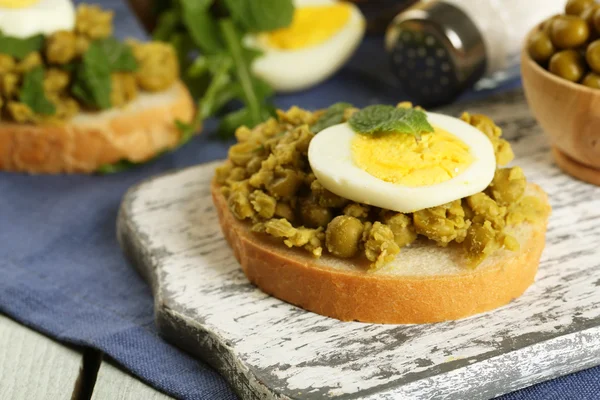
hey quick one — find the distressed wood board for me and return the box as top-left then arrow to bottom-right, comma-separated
117,90 -> 600,400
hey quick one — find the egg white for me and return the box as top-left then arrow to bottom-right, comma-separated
308,112 -> 497,213
0,0 -> 75,39
245,0 -> 365,93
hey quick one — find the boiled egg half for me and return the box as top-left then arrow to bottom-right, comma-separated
245,0 -> 365,93
0,0 -> 75,39
308,113 -> 496,213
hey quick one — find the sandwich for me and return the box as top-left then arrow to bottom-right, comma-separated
212,102 -> 551,324
0,1 -> 195,174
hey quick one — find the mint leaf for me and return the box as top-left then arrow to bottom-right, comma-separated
72,41 -> 112,110
20,66 -> 56,115
61,62 -> 77,73
153,1 -> 281,141
0,33 -> 44,59
223,0 -> 294,32
97,160 -> 139,174
187,56 -> 209,78
170,32 -> 197,77
218,107 -> 252,138
153,9 -> 180,41
180,0 -> 222,54
198,59 -> 231,119
311,102 -> 353,133
250,75 -> 273,100
348,105 -> 434,138
72,38 -> 138,109
97,38 -> 138,71
220,19 -> 262,126
177,57 -> 234,146
242,46 -> 263,64
175,120 -> 197,146
71,83 -> 94,108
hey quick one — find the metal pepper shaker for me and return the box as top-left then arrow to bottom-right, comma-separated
385,0 -> 564,107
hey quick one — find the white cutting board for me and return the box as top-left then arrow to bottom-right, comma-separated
117,90 -> 600,400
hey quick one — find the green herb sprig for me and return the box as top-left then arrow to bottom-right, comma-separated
97,38 -> 138,71
311,102 -> 353,133
72,41 -> 113,110
72,39 -> 138,110
152,0 -> 294,138
0,32 -> 44,60
97,160 -> 141,174
20,66 -> 56,115
348,105 -> 434,139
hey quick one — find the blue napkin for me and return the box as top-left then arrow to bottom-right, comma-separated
0,1 -> 598,399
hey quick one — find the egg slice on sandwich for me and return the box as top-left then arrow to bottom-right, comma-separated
0,0 -> 75,38
308,112 -> 496,213
245,0 -> 365,93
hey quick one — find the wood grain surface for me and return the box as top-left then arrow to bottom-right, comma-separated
91,361 -> 173,400
0,314 -> 175,400
118,90 -> 600,400
0,314 -> 84,400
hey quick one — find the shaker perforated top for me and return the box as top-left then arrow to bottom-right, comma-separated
385,1 -> 486,107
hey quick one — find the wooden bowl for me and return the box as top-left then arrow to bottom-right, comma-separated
521,28 -> 600,185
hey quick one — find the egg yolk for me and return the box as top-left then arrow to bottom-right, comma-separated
264,4 -> 351,50
0,0 -> 38,7
351,127 -> 474,187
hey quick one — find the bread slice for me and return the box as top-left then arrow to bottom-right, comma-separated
213,182 -> 551,324
0,81 -> 196,174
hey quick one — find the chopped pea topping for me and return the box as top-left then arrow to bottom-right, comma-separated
217,105 -> 547,269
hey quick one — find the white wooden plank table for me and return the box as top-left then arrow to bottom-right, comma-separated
0,314 -> 84,400
91,361 -> 173,400
0,314 -> 173,400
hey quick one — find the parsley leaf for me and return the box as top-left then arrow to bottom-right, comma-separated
223,0 -> 294,32
348,105 -> 434,138
72,41 -> 112,110
20,66 -> 56,115
0,32 -> 44,60
311,102 -> 353,133
97,38 -> 138,71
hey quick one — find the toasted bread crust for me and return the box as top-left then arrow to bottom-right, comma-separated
212,181 -> 551,324
0,81 -> 196,174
